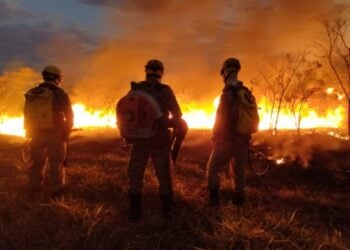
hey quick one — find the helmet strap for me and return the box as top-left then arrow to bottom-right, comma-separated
223,69 -> 238,82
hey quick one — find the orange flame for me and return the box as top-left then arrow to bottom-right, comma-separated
258,98 -> 344,130
0,97 -> 346,137
0,115 -> 25,137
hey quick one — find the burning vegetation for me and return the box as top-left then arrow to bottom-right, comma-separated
0,64 -> 346,138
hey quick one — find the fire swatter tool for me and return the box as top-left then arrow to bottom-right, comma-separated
229,149 -> 271,177
247,149 -> 272,176
171,119 -> 188,164
21,138 -> 32,165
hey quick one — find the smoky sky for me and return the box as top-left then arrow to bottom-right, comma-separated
70,0 -> 349,103
1,0 -> 349,106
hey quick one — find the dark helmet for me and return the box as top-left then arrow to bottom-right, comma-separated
145,59 -> 164,77
220,58 -> 241,75
42,65 -> 62,81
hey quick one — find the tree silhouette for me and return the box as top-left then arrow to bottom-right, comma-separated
318,16 -> 350,137
285,60 -> 323,137
253,53 -> 305,136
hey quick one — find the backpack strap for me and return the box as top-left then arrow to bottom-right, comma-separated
237,86 -> 257,107
130,81 -> 167,91
130,81 -> 168,113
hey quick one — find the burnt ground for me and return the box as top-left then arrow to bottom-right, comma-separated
0,129 -> 349,249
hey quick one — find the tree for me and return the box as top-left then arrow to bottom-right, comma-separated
284,60 -> 323,137
251,68 -> 278,132
253,53 -> 305,135
319,16 -> 350,137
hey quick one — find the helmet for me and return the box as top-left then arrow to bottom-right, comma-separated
221,58 -> 241,75
145,59 -> 164,71
42,65 -> 61,76
42,65 -> 62,81
145,59 -> 164,77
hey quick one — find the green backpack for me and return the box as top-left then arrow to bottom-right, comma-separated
24,87 -> 55,130
236,87 -> 260,134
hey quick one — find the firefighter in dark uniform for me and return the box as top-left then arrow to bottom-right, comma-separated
127,59 -> 183,221
207,58 -> 250,206
24,65 -> 73,197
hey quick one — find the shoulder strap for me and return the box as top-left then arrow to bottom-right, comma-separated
26,85 -> 49,97
131,81 -> 168,91
130,82 -> 167,104
237,86 -> 257,107
239,86 -> 251,93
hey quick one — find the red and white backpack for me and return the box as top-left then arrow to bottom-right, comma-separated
116,90 -> 163,139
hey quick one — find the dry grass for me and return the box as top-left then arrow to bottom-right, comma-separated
0,130 -> 349,249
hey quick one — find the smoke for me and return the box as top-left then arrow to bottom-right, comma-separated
254,130 -> 345,167
1,0 -> 349,110
0,67 -> 40,116
64,0 -> 349,108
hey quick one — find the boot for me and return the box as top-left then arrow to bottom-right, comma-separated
160,193 -> 173,218
128,192 -> 142,222
208,189 -> 219,207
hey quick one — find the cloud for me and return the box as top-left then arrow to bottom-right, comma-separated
0,22 -> 98,72
78,0 -> 205,13
78,0 -> 116,8
0,1 -> 34,20
0,24 -> 48,69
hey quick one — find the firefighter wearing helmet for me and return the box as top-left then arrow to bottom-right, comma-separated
145,59 -> 164,78
24,65 -> 73,198
42,65 -> 63,82
124,59 -> 186,221
206,57 -> 255,207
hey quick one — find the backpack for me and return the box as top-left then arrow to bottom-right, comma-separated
116,86 -> 163,139
24,86 -> 55,130
235,87 -> 259,134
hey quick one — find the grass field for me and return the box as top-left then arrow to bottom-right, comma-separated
0,129 -> 349,249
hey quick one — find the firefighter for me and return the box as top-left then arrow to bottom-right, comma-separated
126,59 -> 183,221
24,65 -> 73,197
207,58 -> 251,206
